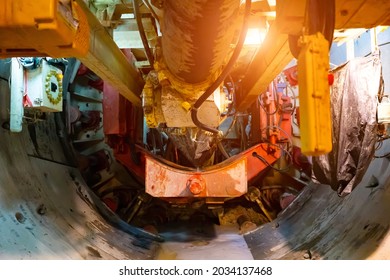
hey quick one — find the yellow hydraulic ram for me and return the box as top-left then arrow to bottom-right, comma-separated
297,32 -> 332,156
0,0 -> 142,106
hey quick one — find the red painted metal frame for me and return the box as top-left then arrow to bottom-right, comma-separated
145,143 -> 280,198
259,89 -> 292,142
103,81 -> 146,182
103,84 -> 283,199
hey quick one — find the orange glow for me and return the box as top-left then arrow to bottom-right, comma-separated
244,28 -> 266,45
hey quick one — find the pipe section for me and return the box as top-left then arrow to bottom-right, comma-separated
161,0 -> 241,84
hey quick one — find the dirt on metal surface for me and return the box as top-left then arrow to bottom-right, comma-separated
245,148 -> 390,259
0,78 -> 159,259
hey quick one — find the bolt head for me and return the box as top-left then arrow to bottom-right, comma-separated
187,175 -> 206,195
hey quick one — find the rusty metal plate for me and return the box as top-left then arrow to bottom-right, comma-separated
146,156 -> 247,198
146,143 -> 280,198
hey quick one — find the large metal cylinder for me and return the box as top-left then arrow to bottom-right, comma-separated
2,60 -> 390,260
161,0 -> 241,85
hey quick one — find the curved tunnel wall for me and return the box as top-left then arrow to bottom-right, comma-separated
245,28 -> 390,260
0,29 -> 389,260
245,158 -> 390,259
0,71 -> 159,259
1,107 -> 390,260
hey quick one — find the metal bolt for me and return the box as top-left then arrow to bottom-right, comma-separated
237,215 -> 257,234
189,180 -> 203,195
187,175 -> 206,195
245,186 -> 273,222
245,186 -> 261,202
37,204 -> 47,215
15,212 -> 26,223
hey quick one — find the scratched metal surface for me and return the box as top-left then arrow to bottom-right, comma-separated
245,145 -> 390,259
0,79 -> 160,260
2,60 -> 390,260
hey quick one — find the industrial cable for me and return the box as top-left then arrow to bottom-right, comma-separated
258,80 -> 280,115
218,77 -> 238,139
222,115 -> 237,138
374,151 -> 390,159
374,137 -> 390,158
375,136 -> 386,151
375,141 -> 383,150
260,192 -> 273,210
378,41 -> 390,48
252,142 -> 293,173
217,111 -> 240,160
287,84 -> 297,116
217,141 -> 230,159
252,151 -> 291,172
191,0 -> 251,135
133,0 -> 155,67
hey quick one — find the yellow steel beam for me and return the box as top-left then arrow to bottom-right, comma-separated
236,0 -> 307,111
75,0 -> 143,106
0,0 -> 87,57
237,0 -> 390,112
336,0 -> 390,29
0,0 -> 142,106
237,24 -> 293,111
